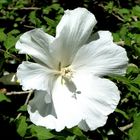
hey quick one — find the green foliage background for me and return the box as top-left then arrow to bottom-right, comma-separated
0,0 -> 140,139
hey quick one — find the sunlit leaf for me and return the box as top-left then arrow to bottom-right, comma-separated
129,114 -> 140,140
29,125 -> 55,139
0,93 -> 11,102
18,105 -> 27,112
0,28 -> 7,42
66,136 -> 76,140
16,116 -> 28,137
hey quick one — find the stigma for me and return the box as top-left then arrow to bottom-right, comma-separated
58,62 -> 73,83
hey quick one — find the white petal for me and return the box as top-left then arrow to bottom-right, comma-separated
28,87 -> 82,131
52,76 -> 82,129
78,120 -> 90,132
28,90 -> 65,131
28,77 -> 83,131
27,72 -> 120,131
72,73 -> 120,131
16,28 -> 56,68
16,61 -> 56,91
51,8 -> 97,67
28,109 -> 64,131
72,31 -> 128,76
29,90 -> 55,117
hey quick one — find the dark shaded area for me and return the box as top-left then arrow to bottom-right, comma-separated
0,102 -> 21,140
83,113 -> 126,140
59,0 -> 84,9
0,94 -> 27,140
58,0 -> 138,9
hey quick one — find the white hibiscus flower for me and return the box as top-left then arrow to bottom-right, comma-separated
16,8 -> 128,132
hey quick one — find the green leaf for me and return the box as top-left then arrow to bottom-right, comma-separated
72,127 -> 85,137
29,11 -> 41,26
104,1 -> 114,13
112,33 -> 120,42
119,26 -> 128,38
128,84 -> 140,94
0,93 -> 11,102
18,105 -> 27,112
119,8 -> 130,14
44,17 -> 56,27
8,29 -> 20,35
132,6 -> 140,17
0,28 -> 7,42
129,114 -> 140,140
16,116 -> 28,137
4,35 -> 18,50
29,125 -> 55,140
66,136 -> 76,140
0,73 -> 18,85
132,74 -> 140,85
0,0 -> 9,4
132,21 -> 140,29
115,108 -> 129,120
126,64 -> 139,75
110,75 -> 140,94
110,75 -> 130,85
51,3 -> 61,10
134,34 -> 140,44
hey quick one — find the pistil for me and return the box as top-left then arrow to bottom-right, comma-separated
58,62 -> 73,84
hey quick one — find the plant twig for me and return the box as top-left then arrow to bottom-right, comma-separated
6,90 -> 32,95
16,90 -> 33,119
119,123 -> 133,131
8,7 -> 41,10
115,41 -> 125,46
112,12 -> 124,22
98,4 -> 124,22
23,25 -> 35,29
0,48 -> 21,62
24,90 -> 33,105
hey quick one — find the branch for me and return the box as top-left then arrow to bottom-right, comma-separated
98,4 -> 124,22
24,90 -> 33,105
112,12 -> 124,22
0,48 -> 21,62
16,90 -> 33,119
23,25 -> 35,29
119,123 -> 133,131
7,7 -> 41,10
6,90 -> 33,95
115,41 -> 125,46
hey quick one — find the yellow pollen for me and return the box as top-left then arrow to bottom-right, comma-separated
58,62 -> 73,84
61,68 -> 71,77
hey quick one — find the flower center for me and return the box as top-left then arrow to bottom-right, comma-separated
58,62 -> 73,84
61,67 -> 73,79
57,62 -> 81,99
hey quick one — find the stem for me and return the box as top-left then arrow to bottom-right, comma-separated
7,7 -> 41,10
115,41 -> 125,46
6,90 -> 33,95
119,123 -> 133,131
0,48 -> 21,62
15,90 -> 33,119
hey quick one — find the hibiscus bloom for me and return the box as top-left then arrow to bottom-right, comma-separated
16,8 -> 128,131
